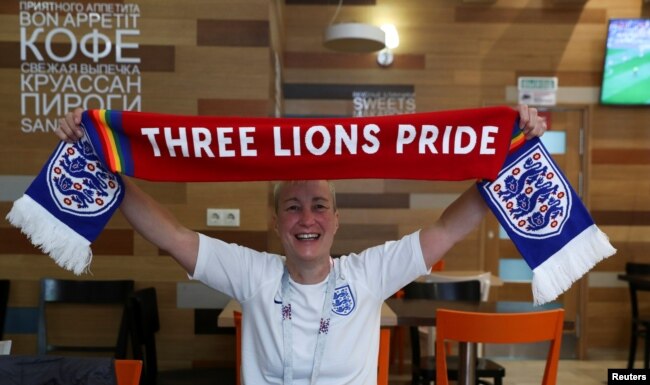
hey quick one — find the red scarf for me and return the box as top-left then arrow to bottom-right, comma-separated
82,106 -> 519,182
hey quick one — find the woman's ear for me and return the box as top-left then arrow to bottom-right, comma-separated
272,213 -> 280,236
334,210 -> 339,233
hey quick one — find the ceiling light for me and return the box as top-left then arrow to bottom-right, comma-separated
323,22 -> 386,52
377,24 -> 399,67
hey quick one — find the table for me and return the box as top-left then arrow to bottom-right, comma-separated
618,274 -> 650,287
385,298 -> 568,385
418,271 -> 503,287
384,298 -> 567,326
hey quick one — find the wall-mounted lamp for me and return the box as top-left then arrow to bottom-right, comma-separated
377,24 -> 399,67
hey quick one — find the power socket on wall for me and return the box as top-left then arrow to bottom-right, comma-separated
206,208 -> 240,227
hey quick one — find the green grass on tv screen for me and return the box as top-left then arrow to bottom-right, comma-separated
600,19 -> 650,106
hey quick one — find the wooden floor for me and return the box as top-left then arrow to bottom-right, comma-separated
388,357 -> 635,385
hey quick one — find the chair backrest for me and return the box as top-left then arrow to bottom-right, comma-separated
0,340 -> 11,355
625,262 -> 650,319
127,287 -> 160,385
395,260 -> 445,300
435,308 -> 564,385
115,359 -> 143,385
403,280 -> 481,302
38,278 -> 134,356
425,272 -> 492,301
626,262 -> 650,275
0,280 -> 9,341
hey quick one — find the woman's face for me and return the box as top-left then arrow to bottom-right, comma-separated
273,180 -> 339,265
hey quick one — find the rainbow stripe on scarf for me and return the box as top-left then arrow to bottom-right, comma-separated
85,109 -> 134,175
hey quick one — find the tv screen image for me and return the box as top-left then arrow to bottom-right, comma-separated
600,19 -> 650,106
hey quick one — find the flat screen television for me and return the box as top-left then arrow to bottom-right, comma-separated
600,18 -> 650,106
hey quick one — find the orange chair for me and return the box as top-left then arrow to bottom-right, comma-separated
377,327 -> 391,385
435,309 -> 565,385
233,311 -> 391,385
115,359 -> 143,385
432,260 -> 446,272
405,280 -> 503,385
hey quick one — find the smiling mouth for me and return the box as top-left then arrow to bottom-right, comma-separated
296,233 -> 320,240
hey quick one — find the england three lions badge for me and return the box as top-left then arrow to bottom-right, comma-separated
47,139 -> 122,216
332,285 -> 355,316
482,142 -> 571,239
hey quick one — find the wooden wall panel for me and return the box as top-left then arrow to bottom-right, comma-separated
198,99 -> 270,116
593,149 -> 650,164
197,20 -> 270,47
454,6 -> 607,24
284,51 -> 425,69
137,1 -> 269,20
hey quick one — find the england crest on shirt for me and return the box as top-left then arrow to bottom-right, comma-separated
332,285 -> 355,316
481,142 -> 571,239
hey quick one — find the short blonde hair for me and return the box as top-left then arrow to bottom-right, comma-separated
273,180 -> 337,214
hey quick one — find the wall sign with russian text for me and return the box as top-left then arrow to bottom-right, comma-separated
19,1 -> 142,133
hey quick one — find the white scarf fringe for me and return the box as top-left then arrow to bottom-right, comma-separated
532,225 -> 616,305
5,194 -> 92,275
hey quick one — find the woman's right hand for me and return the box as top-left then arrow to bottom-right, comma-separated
56,107 -> 85,143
